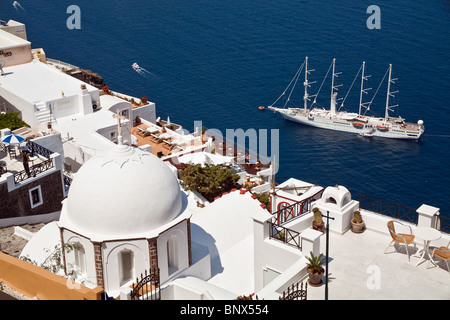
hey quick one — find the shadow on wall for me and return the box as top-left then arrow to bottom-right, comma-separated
190,223 -> 223,277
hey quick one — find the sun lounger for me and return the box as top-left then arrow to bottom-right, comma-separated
137,127 -> 151,137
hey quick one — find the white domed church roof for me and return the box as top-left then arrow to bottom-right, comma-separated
59,145 -> 187,239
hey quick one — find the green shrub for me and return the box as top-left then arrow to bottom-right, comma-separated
0,112 -> 29,131
179,164 -> 241,202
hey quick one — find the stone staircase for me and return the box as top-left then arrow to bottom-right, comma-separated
34,101 -> 56,126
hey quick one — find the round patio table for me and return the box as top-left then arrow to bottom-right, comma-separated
414,227 -> 441,267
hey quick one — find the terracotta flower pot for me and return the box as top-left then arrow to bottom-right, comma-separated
307,267 -> 324,286
312,220 -> 325,233
351,219 -> 365,233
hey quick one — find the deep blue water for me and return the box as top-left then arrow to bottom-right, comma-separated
2,1 -> 449,216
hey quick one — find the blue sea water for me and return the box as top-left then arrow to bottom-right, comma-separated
1,1 -> 449,216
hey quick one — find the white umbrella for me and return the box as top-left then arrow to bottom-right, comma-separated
178,151 -> 234,166
1,133 -> 26,145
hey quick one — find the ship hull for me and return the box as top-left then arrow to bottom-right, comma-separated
270,107 -> 424,140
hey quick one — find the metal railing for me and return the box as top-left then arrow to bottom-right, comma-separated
279,281 -> 307,300
269,221 -> 302,250
358,194 -> 418,225
436,215 -> 450,234
272,189 -> 323,225
130,268 -> 160,300
26,140 -> 52,159
13,159 -> 54,183
46,58 -> 80,71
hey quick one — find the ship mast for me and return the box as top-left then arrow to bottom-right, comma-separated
330,58 -> 336,108
303,56 -> 315,111
304,57 -> 309,111
358,61 -> 372,116
330,58 -> 343,115
384,64 -> 399,119
359,62 -> 365,116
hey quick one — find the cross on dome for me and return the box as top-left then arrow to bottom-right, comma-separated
112,108 -> 126,145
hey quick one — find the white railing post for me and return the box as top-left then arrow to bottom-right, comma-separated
416,204 -> 440,228
300,228 -> 322,257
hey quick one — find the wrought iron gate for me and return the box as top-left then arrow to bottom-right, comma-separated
279,281 -> 307,300
130,268 -> 161,300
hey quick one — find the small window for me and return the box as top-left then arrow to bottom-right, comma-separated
121,109 -> 128,119
29,186 -> 43,208
110,131 -> 116,139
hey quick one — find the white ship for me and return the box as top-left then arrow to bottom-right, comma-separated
268,57 -> 424,139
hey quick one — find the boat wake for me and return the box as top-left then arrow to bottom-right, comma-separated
12,1 -> 25,11
132,62 -> 156,78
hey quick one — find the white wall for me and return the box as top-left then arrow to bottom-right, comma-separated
132,102 -> 156,124
103,239 -> 150,294
31,132 -> 64,160
52,96 -> 79,119
157,220 -> 190,284
62,230 -> 97,286
252,214 -> 304,292
0,86 -> 39,128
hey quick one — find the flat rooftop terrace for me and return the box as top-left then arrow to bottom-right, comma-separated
306,228 -> 450,300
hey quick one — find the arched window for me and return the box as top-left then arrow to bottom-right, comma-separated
326,197 -> 337,205
277,202 -> 293,224
73,242 -> 86,275
119,249 -> 135,286
167,235 -> 179,275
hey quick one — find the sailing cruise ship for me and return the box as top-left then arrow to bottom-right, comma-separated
268,57 -> 424,139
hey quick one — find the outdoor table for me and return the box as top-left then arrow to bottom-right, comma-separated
414,227 -> 442,267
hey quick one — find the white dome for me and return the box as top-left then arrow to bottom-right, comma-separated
62,145 -> 184,237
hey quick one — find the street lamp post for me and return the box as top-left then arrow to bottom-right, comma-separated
322,210 -> 334,300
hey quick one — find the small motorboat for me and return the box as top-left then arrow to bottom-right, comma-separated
132,62 -> 141,71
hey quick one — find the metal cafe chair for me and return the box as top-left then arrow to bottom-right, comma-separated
7,145 -> 17,159
385,220 -> 417,261
428,241 -> 450,274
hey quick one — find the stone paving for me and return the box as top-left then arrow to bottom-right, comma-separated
306,228 -> 450,300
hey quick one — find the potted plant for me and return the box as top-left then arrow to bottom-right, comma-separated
312,207 -> 325,232
351,210 -> 365,233
306,251 -> 326,286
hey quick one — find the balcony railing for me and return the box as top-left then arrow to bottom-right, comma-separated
272,189 -> 323,225
436,215 -> 450,234
13,159 -> 54,184
358,194 -> 418,225
269,221 -> 302,250
26,140 -> 52,159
